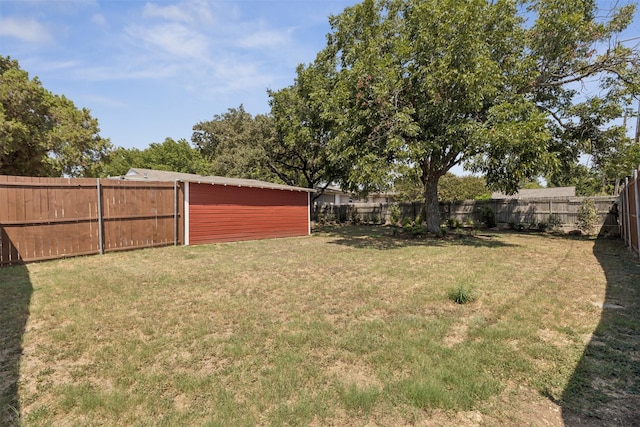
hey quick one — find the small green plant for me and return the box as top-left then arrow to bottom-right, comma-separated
389,204 -> 402,225
350,209 -> 360,225
448,284 -> 476,304
446,217 -> 462,229
402,216 -> 427,236
547,213 -> 562,231
514,222 -> 526,231
577,199 -> 600,235
475,205 -> 496,228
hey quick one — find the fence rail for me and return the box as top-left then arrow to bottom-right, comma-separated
0,175 -> 184,266
314,196 -> 619,235
619,167 -> 640,256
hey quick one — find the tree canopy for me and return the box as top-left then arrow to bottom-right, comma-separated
298,0 -> 639,232
268,63 -> 344,196
0,56 -> 111,177
100,137 -> 209,177
191,105 -> 278,182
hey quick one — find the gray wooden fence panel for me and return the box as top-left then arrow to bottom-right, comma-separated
313,196 -> 618,234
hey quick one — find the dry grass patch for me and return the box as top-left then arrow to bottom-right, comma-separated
1,226 -> 638,426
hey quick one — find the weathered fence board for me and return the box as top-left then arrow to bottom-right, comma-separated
620,169 -> 640,256
0,176 -> 184,266
314,196 -> 618,234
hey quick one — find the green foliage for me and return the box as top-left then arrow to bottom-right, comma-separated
268,65 -> 343,195
522,179 -> 543,190
395,171 -> 491,203
577,199 -> 600,235
0,56 -> 112,177
448,284 -> 476,305
446,217 -> 463,230
392,165 -> 424,203
403,215 -> 427,236
292,0 -> 638,233
475,205 -> 497,229
547,214 -> 563,231
546,163 -> 602,196
101,138 -> 209,177
350,208 -> 361,225
388,204 -> 402,225
192,105 -> 278,182
438,173 -> 491,202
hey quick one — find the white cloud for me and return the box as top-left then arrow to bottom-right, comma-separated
91,13 -> 108,28
70,61 -> 183,81
143,3 -> 193,23
0,17 -> 53,43
126,22 -> 210,59
142,0 -> 215,25
237,29 -> 292,49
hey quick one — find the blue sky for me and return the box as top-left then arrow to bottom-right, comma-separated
0,0 -> 358,150
1,0 -> 639,156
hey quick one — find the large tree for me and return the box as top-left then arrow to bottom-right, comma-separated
268,63 -> 344,198
306,0 -> 639,232
191,105 -> 277,182
0,56 -> 111,177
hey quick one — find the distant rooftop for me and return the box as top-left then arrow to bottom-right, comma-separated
116,168 -> 313,192
492,186 -> 576,200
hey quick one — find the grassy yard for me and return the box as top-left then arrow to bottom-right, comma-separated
1,226 -> 639,426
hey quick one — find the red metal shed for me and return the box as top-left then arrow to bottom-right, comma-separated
123,168 -> 312,245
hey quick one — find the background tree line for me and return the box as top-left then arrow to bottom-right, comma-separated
2,0 -> 640,222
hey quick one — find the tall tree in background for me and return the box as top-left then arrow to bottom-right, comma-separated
191,105 -> 277,182
101,138 -> 209,177
268,63 -> 343,197
393,169 -> 490,203
305,0 -> 639,232
0,56 -> 111,177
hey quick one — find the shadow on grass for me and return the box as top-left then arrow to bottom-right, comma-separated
561,238 -> 640,426
314,224 -> 518,250
0,265 -> 32,426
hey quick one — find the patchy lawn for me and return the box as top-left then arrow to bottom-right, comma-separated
2,226 -> 639,426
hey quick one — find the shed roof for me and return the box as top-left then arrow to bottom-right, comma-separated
491,186 -> 576,200
117,168 -> 313,192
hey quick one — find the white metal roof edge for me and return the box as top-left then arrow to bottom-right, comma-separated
118,168 -> 314,193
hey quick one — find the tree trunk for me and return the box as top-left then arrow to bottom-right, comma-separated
423,176 -> 441,233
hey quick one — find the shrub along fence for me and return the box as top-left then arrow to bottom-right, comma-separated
0,175 -> 184,266
619,167 -> 640,256
314,196 -> 619,235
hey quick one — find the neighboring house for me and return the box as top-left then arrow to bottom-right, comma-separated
119,168 -> 313,244
491,186 -> 576,200
314,185 -> 396,206
314,186 -> 353,206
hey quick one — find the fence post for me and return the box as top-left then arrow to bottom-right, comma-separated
618,178 -> 631,247
634,169 -> 640,256
174,180 -> 178,246
96,178 -> 104,255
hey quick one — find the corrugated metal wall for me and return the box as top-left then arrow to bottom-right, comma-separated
187,183 -> 309,244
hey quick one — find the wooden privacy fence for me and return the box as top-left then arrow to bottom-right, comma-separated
0,175 -> 184,266
315,196 -> 618,234
619,167 -> 640,256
